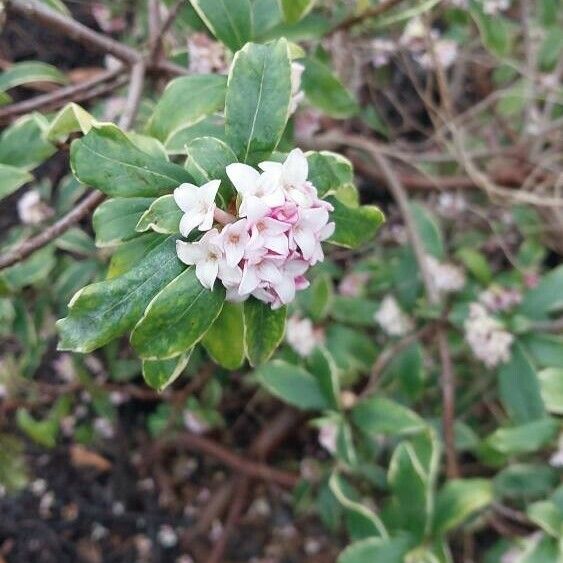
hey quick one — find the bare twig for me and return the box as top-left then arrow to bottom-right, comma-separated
0,62 -> 146,271
0,67 -> 127,123
149,0 -> 184,64
161,432 -> 299,488
8,0 -> 141,63
328,0 -> 404,35
0,191 -> 105,271
117,61 -> 146,130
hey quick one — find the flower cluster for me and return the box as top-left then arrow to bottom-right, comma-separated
374,295 -> 413,337
174,149 -> 334,309
464,303 -> 514,368
286,315 -> 324,357
425,255 -> 466,295
479,285 -> 522,312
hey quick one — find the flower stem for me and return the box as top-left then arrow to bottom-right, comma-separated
214,208 -> 236,225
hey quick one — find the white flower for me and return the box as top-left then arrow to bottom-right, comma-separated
479,286 -> 522,313
416,38 -> 458,70
371,38 -> 396,67
226,163 -> 284,220
174,180 -> 220,237
318,422 -> 338,454
550,433 -> 563,468
437,192 -> 467,218
425,255 -> 465,295
289,62 -> 305,115
17,190 -> 52,225
183,411 -> 209,435
339,272 -> 369,297
464,303 -> 514,369
286,315 -> 320,357
176,229 -> 225,290
220,219 -> 250,267
187,32 -> 228,75
374,295 -> 413,336
483,0 -> 510,15
157,525 -> 178,548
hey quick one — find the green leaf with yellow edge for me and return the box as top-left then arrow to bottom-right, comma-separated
0,61 -> 68,101
147,75 -> 227,143
136,194 -> 182,235
202,302 -> 245,369
433,479 -> 493,533
0,164 -> 33,201
225,40 -> 292,163
131,266 -> 225,360
307,151 -> 353,198
327,196 -> 384,248
255,360 -> 329,409
280,0 -> 316,23
142,352 -> 192,391
301,57 -> 359,119
92,197 -> 153,247
46,102 -> 95,143
190,0 -> 253,52
57,237 -> 184,353
243,298 -> 286,366
70,124 -> 191,197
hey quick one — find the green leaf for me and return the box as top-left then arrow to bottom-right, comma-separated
190,0 -> 253,52
55,227 -> 96,255
456,247 -> 492,285
332,296 -> 378,326
301,57 -> 359,119
326,324 -> 377,373
499,343 -> 546,424
433,479 -> 493,533
338,537 -> 412,563
538,368 -> 563,415
0,164 -> 33,201
352,396 -> 425,436
485,418 -> 558,456
202,302 -> 245,369
164,115 -> 226,154
519,265 -> 563,320
538,28 -> 563,72
142,352 -> 191,391
46,102 -> 95,142
70,124 -> 191,197
225,40 -> 292,163
0,113 -> 55,170
1,246 -> 55,292
410,202 -> 444,259
185,136 -> 238,203
494,463 -> 558,500
307,151 -> 353,198
388,441 -> 431,540
386,342 -> 426,400
131,266 -> 225,360
57,237 -> 184,353
327,197 -> 384,248
92,197 -> 153,247
255,359 -> 329,409
0,61 -> 67,102
521,333 -> 563,369
135,194 -> 182,235
106,232 -> 165,279
301,272 -> 333,321
16,409 -> 58,448
329,473 -> 387,540
470,7 -> 512,57
527,501 -> 563,537
307,346 -> 340,409
281,0 -> 316,23
243,298 -> 286,366
147,75 -> 227,143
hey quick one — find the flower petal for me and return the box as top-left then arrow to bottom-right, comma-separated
226,163 -> 260,196
176,240 -> 202,265
179,212 -> 204,237
196,259 -> 219,290
173,183 -> 199,212
283,148 -> 308,187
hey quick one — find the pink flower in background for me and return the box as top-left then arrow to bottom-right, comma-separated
174,149 -> 333,308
